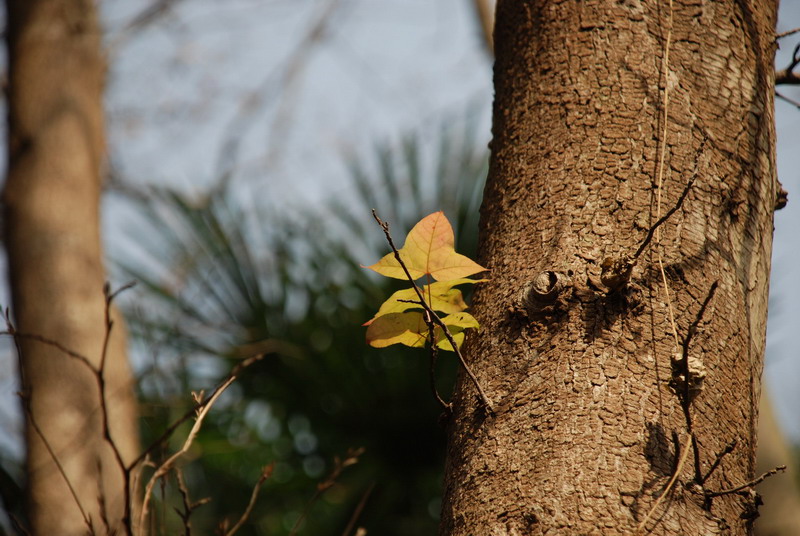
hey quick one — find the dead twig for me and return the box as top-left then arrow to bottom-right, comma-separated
5,313 -> 94,533
371,210 -> 494,414
700,440 -> 737,485
636,434 -> 693,534
673,282 -> 718,483
223,464 -> 274,536
288,448 -> 365,536
138,352 -> 267,531
777,27 -> 800,40
425,309 -> 453,415
99,282 -> 137,535
776,90 -> 800,109
174,468 -> 211,536
776,43 -> 800,85
129,352 -> 268,471
340,482 -> 375,536
705,466 -> 786,498
634,175 -> 696,262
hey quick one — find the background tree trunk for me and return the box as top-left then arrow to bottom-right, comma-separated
441,1 -> 778,534
3,1 -> 140,534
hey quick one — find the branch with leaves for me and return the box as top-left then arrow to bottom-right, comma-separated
364,211 -> 493,413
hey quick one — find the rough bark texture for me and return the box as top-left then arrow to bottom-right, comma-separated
441,1 -> 777,535
4,1 -> 140,534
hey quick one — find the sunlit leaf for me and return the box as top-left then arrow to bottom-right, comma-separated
366,312 -> 428,348
363,278 -> 487,326
366,311 -> 479,352
366,211 -> 487,281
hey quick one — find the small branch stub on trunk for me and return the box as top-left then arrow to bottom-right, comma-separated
600,255 -> 634,292
519,271 -> 572,313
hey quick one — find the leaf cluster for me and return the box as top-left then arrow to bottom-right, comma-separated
363,212 -> 486,352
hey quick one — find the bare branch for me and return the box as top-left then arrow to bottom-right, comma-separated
700,439 -> 737,485
636,434 -> 693,534
223,464 -> 273,536
777,27 -> 800,40
289,448 -> 365,536
107,0 -> 186,53
633,174 -> 696,261
138,351 -> 267,531
5,315 -> 93,532
705,466 -> 787,498
174,468 -> 211,536
775,43 -> 800,85
340,482 -> 375,536
776,90 -> 800,109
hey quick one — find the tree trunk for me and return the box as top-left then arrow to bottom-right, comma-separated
3,1 -> 140,534
440,1 -> 778,534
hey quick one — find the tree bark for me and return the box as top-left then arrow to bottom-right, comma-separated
441,1 -> 778,534
3,1 -> 140,534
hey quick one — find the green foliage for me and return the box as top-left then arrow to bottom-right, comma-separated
117,115 -> 488,535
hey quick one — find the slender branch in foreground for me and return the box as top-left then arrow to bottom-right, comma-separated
777,26 -> 800,40
288,448 -> 365,536
633,175 -> 696,261
775,42 -> 800,85
700,439 -> 737,485
636,434 -> 693,534
424,310 -> 453,414
138,352 -> 267,531
371,210 -> 494,414
4,312 -> 95,534
223,464 -> 274,536
705,466 -> 786,498
129,352 -> 268,470
776,90 -> 800,109
341,482 -> 375,536
99,282 -> 137,536
174,468 -> 211,536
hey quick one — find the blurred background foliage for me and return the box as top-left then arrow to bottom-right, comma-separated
117,114 -> 488,535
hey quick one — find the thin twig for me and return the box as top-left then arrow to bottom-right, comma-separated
651,0 -> 681,353
107,0 -> 186,53
99,282 -> 137,536
174,468 -> 212,536
5,316 -> 93,532
777,26 -> 800,40
676,282 -> 718,483
223,464 -> 274,536
129,352 -> 267,470
371,210 -> 494,413
700,439 -> 737,485
340,482 -> 375,536
139,378 -> 232,530
425,310 -> 452,414
775,42 -> 800,85
289,448 -> 365,536
633,175 -> 696,261
26,403 -> 93,531
705,466 -> 786,498
138,352 -> 266,530
776,90 -> 800,109
636,434 -> 693,534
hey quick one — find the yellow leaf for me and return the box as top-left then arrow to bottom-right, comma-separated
365,212 -> 487,281
366,312 -> 428,348
363,278 -> 486,326
366,311 -> 479,352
